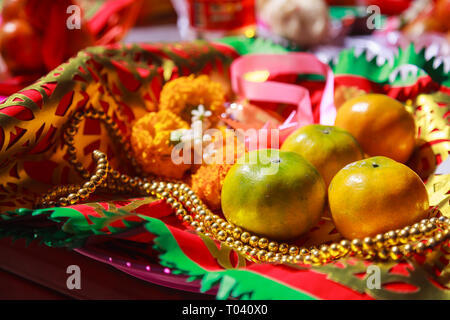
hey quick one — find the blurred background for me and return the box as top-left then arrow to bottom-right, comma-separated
0,0 -> 448,95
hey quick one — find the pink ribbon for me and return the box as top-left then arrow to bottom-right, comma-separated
229,53 -> 336,148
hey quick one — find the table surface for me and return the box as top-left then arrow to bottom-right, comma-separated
0,237 -> 211,300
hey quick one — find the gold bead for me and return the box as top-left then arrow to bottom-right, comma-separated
204,215 -> 213,226
68,157 -> 77,165
320,245 -> 329,255
211,223 -> 220,232
426,238 -> 436,248
171,202 -> 181,209
402,244 -> 413,256
390,246 -> 402,260
66,136 -> 74,145
434,233 -> 444,243
329,243 -> 340,257
77,188 -> 89,200
176,209 -> 185,216
67,193 -> 79,205
217,230 -> 227,241
351,239 -> 362,252
265,252 -> 275,262
225,237 -> 234,245
267,241 -> 278,252
377,248 -> 389,260
190,221 -> 199,228
398,229 -> 409,244
415,242 -> 426,253
409,227 -> 421,240
310,249 -> 322,263
363,237 -> 373,249
429,217 -> 437,225
58,197 -> 69,206
196,227 -> 205,234
219,222 -> 228,231
241,245 -> 251,254
183,215 -> 193,223
96,162 -> 108,170
385,231 -> 397,245
225,223 -> 234,234
438,216 -> 448,223
66,127 -> 76,136
166,197 -> 174,204
303,255 -> 313,265
258,238 -> 269,249
95,169 -> 106,178
278,243 -> 289,255
240,232 -> 251,243
294,255 -> 303,263
419,224 -> 428,234
75,163 -> 85,172
339,240 -> 351,253
374,234 -> 384,248
90,175 -> 101,184
249,249 -> 258,257
161,191 -> 170,198
232,227 -> 242,239
234,240 -> 243,249
249,236 -> 259,247
128,178 -> 137,188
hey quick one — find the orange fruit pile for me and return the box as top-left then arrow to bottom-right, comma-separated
220,93 -> 430,241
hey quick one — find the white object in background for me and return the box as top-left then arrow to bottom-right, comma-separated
435,156 -> 450,175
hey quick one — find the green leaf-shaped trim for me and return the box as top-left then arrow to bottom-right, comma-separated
332,44 -> 450,87
143,216 -> 316,300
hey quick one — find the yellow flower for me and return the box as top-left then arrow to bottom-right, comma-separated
159,74 -> 226,123
131,110 -> 191,179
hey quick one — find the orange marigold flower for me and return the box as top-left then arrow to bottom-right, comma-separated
191,139 -> 242,211
159,74 -> 226,123
131,109 -> 191,179
191,163 -> 233,211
